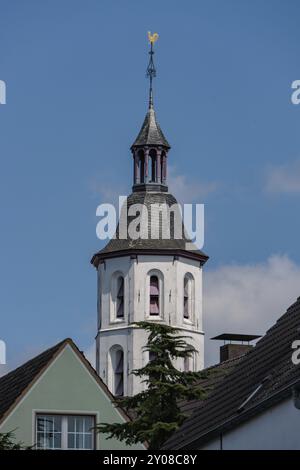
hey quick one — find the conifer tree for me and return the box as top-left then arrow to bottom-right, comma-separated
97,321 -> 208,449
0,431 -> 24,450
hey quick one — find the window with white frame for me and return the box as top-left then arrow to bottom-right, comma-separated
36,414 -> 95,450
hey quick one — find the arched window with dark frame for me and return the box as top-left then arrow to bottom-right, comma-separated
112,348 -> 124,396
116,276 -> 124,318
150,275 -> 160,315
184,274 -> 194,320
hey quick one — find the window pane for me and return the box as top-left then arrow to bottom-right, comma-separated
67,416 -> 94,450
76,433 -> 84,449
75,417 -> 84,433
150,297 -> 159,314
68,416 -> 75,432
84,434 -> 92,450
68,433 -> 75,449
54,433 -> 62,449
37,432 -> 45,449
150,276 -> 159,295
84,416 -> 94,432
36,415 -> 62,450
53,416 -> 62,432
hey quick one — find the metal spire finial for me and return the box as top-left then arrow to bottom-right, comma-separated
147,32 -> 159,109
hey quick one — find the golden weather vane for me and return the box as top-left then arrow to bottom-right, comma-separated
146,32 -> 159,108
148,31 -> 159,44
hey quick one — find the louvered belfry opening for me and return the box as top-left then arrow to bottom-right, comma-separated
184,276 -> 189,319
149,148 -> 157,183
116,276 -> 124,318
138,150 -> 145,184
150,275 -> 160,315
114,349 -> 124,396
184,356 -> 190,372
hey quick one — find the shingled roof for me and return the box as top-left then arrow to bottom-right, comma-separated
179,355 -> 242,417
91,191 -> 209,267
164,296 -> 300,449
131,105 -> 170,149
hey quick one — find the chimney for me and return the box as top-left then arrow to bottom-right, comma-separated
211,334 -> 261,363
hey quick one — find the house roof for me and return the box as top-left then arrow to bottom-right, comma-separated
91,191 -> 209,267
179,355 -> 242,417
0,338 -> 129,425
163,296 -> 300,449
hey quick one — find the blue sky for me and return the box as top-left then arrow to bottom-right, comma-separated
1,0 -> 300,368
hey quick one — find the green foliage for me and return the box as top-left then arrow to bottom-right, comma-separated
0,430 -> 25,450
97,321 -> 208,449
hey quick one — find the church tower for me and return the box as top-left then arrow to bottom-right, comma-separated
91,34 -> 208,397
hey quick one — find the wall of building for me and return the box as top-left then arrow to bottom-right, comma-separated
200,397 -> 300,450
0,345 -> 143,450
96,254 -> 204,396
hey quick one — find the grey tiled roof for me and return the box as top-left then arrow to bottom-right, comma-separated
91,191 -> 208,266
179,355 -> 242,417
0,340 -> 66,421
164,296 -> 300,449
132,106 -> 170,149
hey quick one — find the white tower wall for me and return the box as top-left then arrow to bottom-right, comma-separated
95,254 -> 204,396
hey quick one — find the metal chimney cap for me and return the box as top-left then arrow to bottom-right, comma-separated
211,333 -> 261,342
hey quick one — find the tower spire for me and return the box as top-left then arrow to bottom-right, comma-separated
147,32 -> 159,109
131,32 -> 170,193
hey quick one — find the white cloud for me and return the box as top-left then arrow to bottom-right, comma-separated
168,166 -> 218,203
88,173 -> 130,206
266,160 -> 300,194
204,255 -> 300,366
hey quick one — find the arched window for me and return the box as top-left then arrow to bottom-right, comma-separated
150,275 -> 160,315
116,276 -> 124,318
109,346 -> 124,397
149,351 -> 157,362
184,356 -> 190,372
183,274 -> 194,320
111,272 -> 125,321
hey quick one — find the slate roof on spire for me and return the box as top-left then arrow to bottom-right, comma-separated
91,191 -> 208,267
131,104 -> 170,149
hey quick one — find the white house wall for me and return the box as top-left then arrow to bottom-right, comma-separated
200,397 -> 300,450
